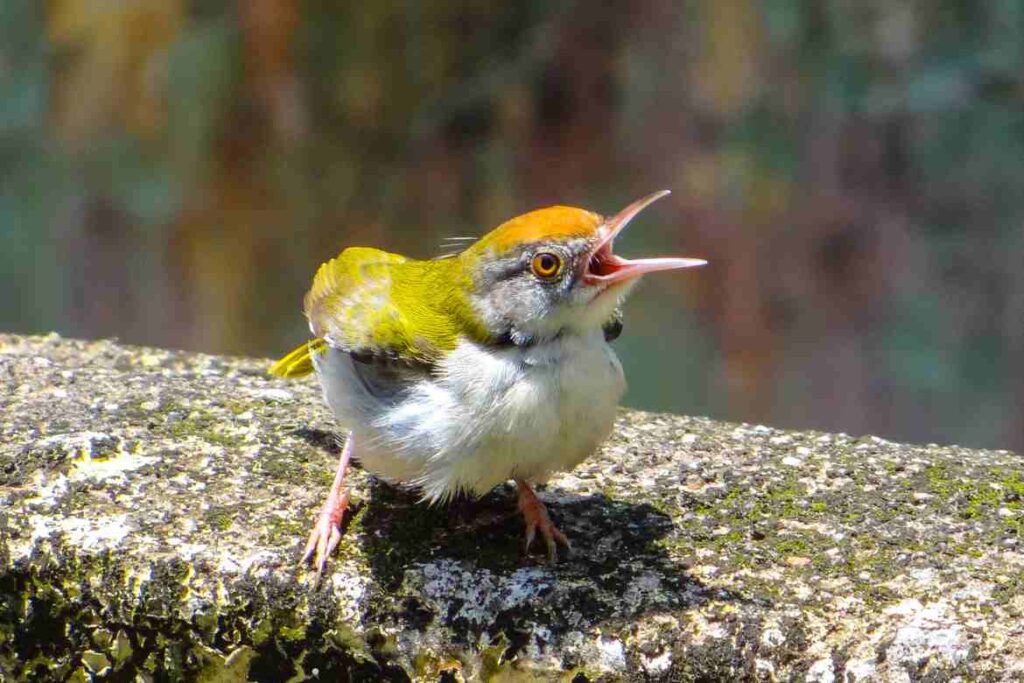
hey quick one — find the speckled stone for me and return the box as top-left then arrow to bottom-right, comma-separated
1,333 -> 1023,681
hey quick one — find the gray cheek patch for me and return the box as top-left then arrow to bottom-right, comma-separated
472,246 -> 532,284
467,237 -> 606,342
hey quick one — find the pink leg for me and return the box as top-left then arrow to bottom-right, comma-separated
301,431 -> 354,581
515,479 -> 571,560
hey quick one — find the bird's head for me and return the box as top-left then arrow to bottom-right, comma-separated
460,190 -> 706,344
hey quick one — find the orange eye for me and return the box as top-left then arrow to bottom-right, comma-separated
531,252 -> 563,279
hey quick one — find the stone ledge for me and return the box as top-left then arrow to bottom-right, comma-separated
1,333 -> 1023,681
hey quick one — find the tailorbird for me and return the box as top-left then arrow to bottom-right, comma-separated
271,190 -> 706,579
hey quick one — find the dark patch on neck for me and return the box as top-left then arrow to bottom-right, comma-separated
602,317 -> 623,342
490,328 -> 552,349
488,314 -> 623,350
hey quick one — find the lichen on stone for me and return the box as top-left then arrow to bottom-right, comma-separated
2,333 -> 1023,680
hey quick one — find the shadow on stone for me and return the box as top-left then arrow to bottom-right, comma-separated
290,426 -> 342,456
356,478 -> 723,657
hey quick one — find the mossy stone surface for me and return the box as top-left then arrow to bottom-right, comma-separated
1,333 -> 1023,681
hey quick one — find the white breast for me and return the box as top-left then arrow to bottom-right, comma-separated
314,333 -> 625,502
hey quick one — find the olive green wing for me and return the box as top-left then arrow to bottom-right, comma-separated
269,338 -> 326,378
302,247 -> 475,364
270,248 -> 410,377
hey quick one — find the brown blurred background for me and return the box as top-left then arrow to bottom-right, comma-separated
2,1 -> 1022,450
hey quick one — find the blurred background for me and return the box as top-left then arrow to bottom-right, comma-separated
2,1 -> 1022,451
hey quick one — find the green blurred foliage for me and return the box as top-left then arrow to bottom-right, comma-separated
1,0 -> 1022,450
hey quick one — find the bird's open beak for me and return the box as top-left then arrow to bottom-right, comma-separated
582,190 -> 706,286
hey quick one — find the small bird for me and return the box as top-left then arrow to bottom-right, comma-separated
271,190 -> 705,578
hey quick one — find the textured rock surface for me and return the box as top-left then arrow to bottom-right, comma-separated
2,333 -> 1023,681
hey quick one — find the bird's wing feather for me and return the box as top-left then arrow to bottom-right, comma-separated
269,338 -> 326,378
303,247 -> 481,364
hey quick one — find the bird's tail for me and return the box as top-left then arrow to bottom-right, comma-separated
269,338 -> 326,378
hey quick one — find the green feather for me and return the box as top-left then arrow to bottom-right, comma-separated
269,338 -> 326,378
298,246 -> 489,364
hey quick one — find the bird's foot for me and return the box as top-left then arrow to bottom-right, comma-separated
300,431 -> 355,585
516,479 -> 571,560
301,487 -> 350,584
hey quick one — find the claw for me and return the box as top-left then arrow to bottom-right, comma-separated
516,479 -> 571,561
301,488 -> 350,583
300,432 -> 355,584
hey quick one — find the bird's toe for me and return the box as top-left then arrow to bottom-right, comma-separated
300,489 -> 350,583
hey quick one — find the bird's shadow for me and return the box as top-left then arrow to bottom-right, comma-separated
356,481 -> 724,629
292,427 -> 738,655
357,481 -> 675,582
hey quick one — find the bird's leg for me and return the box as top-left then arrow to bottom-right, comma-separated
301,431 -> 354,582
515,478 -> 571,560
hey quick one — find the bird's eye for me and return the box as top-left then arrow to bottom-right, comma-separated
531,252 -> 563,279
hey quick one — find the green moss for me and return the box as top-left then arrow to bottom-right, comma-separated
992,570 -> 1024,606
665,452 -> 1024,603
279,623 -> 307,642
925,463 -> 958,498
264,515 -> 306,542
252,448 -> 318,487
9,334 -> 1024,680
162,408 -> 246,449
250,619 -> 274,647
222,399 -> 253,415
81,650 -> 110,673
204,507 -> 235,532
963,487 -> 999,519
917,462 -> 1023,544
1001,471 -> 1024,499
0,537 -> 401,680
205,430 -> 246,448
774,537 -> 810,556
195,645 -> 256,682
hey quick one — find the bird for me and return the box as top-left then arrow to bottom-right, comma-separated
270,190 -> 706,579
